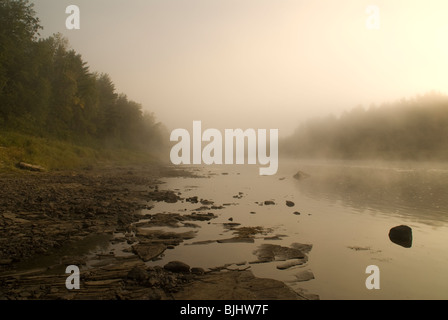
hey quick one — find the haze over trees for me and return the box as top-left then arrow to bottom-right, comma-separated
281,92 -> 448,160
0,0 -> 166,153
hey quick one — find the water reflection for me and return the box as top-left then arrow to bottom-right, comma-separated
292,162 -> 448,225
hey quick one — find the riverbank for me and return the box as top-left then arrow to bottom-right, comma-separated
0,164 -> 316,300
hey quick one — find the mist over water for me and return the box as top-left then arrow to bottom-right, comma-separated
138,159 -> 448,299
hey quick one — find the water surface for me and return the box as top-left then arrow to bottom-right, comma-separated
145,159 -> 448,300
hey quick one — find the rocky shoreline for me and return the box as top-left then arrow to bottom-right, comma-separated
0,164 -> 318,300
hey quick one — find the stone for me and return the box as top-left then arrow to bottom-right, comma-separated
253,244 -> 306,262
127,266 -> 149,283
172,270 -> 307,300
191,267 -> 205,275
148,190 -> 181,203
276,258 -> 308,270
264,200 -> 275,205
294,270 -> 315,282
164,261 -> 191,273
16,162 -> 45,172
132,243 -> 166,261
217,238 -> 255,244
286,201 -> 295,207
293,171 -> 310,180
291,243 -> 313,254
136,228 -> 197,241
389,225 -> 412,248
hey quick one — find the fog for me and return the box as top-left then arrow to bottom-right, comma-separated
33,0 -> 448,136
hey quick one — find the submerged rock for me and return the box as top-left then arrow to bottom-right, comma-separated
389,225 -> 413,248
294,270 -> 315,282
276,259 -> 308,270
293,171 -> 310,180
253,244 -> 306,262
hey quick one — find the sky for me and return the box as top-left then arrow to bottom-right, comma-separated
32,0 -> 448,136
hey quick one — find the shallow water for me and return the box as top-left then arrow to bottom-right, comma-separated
144,159 -> 448,300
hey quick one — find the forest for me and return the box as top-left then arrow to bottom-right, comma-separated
0,0 -> 166,169
281,92 -> 448,160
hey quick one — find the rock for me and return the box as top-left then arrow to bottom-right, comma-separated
226,264 -> 251,271
188,240 -> 217,245
264,200 -> 275,205
293,171 -> 310,180
294,270 -> 315,282
223,222 -> 241,229
263,236 -> 282,240
186,196 -> 199,204
136,228 -> 197,241
148,190 -> 181,203
164,261 -> 190,273
253,244 -> 306,262
172,270 -> 307,300
389,225 -> 413,248
193,205 -> 211,211
276,258 -> 308,270
293,211 -> 301,215
127,266 -> 149,283
286,201 -> 295,207
132,243 -> 166,261
191,267 -> 205,275
291,243 -> 313,254
16,162 -> 45,172
217,238 -> 255,244
185,213 -> 216,221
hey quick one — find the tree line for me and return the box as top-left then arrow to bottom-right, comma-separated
0,0 -> 166,150
281,92 -> 448,160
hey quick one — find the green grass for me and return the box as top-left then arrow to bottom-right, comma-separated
0,130 -> 160,172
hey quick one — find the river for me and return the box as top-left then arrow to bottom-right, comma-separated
141,159 -> 448,300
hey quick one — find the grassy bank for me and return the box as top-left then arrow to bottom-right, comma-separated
0,130 -> 161,172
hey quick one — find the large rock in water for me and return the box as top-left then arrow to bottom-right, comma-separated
293,171 -> 310,180
389,225 -> 412,248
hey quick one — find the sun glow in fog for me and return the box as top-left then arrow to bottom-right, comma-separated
33,0 -> 448,135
